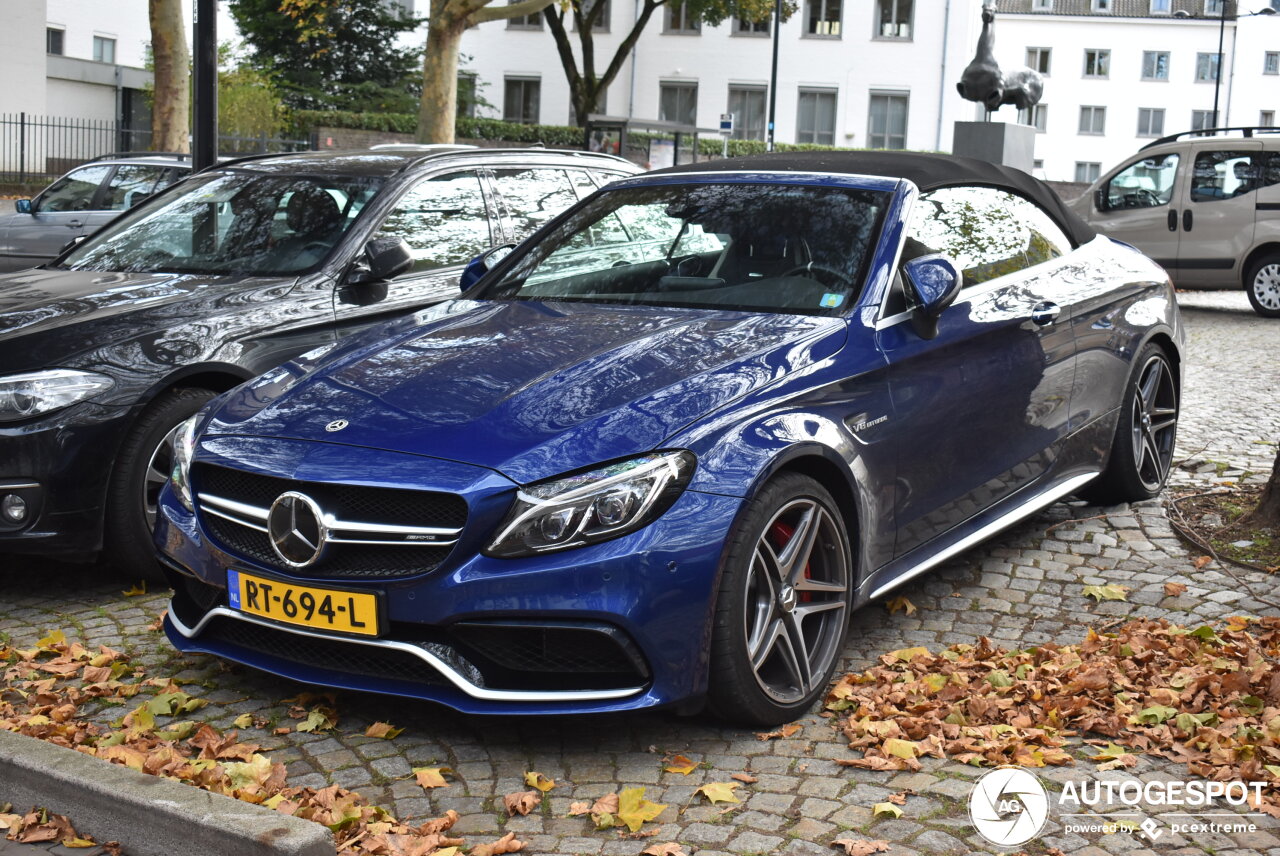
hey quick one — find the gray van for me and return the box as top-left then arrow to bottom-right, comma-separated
1070,127 -> 1280,317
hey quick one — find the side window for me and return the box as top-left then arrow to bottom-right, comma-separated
36,165 -> 111,213
1104,153 -> 1180,210
566,169 -> 599,201
1190,150 -> 1258,202
493,168 -> 578,241
378,171 -> 493,275
906,186 -> 1067,288
1261,152 -> 1280,191
104,165 -> 170,210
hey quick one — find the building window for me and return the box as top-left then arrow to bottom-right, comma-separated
732,14 -> 770,35
659,81 -> 698,126
93,36 -> 116,64
1137,107 -> 1165,137
867,92 -> 908,149
664,1 -> 701,33
1142,51 -> 1170,80
728,86 -> 766,140
1033,159 -> 1045,170
569,86 -> 607,121
1032,0 -> 1053,9
1092,0 -> 1111,11
798,88 -> 839,145
807,0 -> 841,36
1026,47 -> 1051,75
1265,52 -> 1280,75
573,0 -> 610,31
504,77 -> 540,124
1019,103 -> 1048,132
1191,109 -> 1215,134
1083,49 -> 1110,78
1263,110 -> 1276,127
46,27 -> 64,55
1075,162 -> 1101,183
1079,105 -> 1106,134
1205,0 -> 1225,14
1150,0 -> 1171,12
1196,52 -> 1220,82
507,0 -> 543,29
876,0 -> 912,39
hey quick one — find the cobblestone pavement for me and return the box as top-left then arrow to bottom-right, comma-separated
1,289 -> 1277,856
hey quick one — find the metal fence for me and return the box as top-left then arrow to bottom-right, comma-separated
0,113 -> 311,184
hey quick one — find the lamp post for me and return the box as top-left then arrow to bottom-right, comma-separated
1213,1 -> 1276,129
766,0 -> 782,152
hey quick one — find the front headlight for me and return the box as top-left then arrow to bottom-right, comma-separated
0,369 -> 114,422
486,450 -> 696,558
170,414 -> 201,512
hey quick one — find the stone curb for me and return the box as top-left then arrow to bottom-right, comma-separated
0,729 -> 334,856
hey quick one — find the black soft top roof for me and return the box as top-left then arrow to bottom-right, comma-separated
650,151 -> 1096,248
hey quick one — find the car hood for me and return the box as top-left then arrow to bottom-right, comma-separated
207,299 -> 847,484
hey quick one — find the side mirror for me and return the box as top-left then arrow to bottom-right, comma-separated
903,255 -> 962,340
15,199 -> 32,214
348,236 -> 413,285
460,244 -> 515,291
1093,187 -> 1110,213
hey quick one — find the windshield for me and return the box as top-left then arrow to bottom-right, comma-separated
60,170 -> 384,276
475,182 -> 888,316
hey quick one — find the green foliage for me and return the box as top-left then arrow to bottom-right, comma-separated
229,0 -> 422,112
219,49 -> 289,149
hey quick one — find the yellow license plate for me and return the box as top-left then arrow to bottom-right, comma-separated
227,570 -> 381,637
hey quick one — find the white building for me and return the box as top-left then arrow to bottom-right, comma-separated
456,0 -> 1280,181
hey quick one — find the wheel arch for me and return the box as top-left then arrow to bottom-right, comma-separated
137,363 -> 255,411
1241,242 -> 1280,288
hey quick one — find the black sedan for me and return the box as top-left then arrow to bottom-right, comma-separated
0,147 -> 639,577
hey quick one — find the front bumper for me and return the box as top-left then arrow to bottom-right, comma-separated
0,401 -> 131,556
155,438 -> 743,716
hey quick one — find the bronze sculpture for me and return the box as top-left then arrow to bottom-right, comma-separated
957,3 -> 1044,113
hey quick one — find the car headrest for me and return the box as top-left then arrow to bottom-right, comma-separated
285,186 -> 341,237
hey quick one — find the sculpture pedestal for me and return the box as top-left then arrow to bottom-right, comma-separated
952,121 -> 1035,173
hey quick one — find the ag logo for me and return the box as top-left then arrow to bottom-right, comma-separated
968,766 -> 1049,847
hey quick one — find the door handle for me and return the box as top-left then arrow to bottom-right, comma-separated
66,219 -> 83,228
1031,302 -> 1061,326
1167,210 -> 1178,232
1182,209 -> 1193,231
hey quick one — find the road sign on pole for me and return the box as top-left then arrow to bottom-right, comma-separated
720,113 -> 733,157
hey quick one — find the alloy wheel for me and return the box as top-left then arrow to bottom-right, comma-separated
1129,353 -> 1178,493
742,498 -> 849,704
142,423 -> 182,531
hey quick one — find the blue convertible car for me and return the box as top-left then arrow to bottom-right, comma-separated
155,153 -> 1183,724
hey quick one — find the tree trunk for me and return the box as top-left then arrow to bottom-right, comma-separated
417,0 -> 466,143
1245,446 -> 1280,527
149,0 -> 191,153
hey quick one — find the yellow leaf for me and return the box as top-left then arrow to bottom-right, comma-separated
885,595 -> 916,615
524,771 -> 556,792
663,754 -> 698,775
1082,584 -> 1129,602
883,738 -> 918,760
413,766 -> 452,789
365,721 -> 404,740
295,708 -> 334,733
695,782 -> 740,804
233,713 -> 254,729
872,802 -> 903,819
616,786 -> 667,832
122,581 -> 148,597
62,838 -> 98,849
37,630 -> 66,649
888,647 -> 930,662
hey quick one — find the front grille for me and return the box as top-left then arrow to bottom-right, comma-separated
450,621 -> 650,691
202,615 -> 448,687
192,463 -> 466,580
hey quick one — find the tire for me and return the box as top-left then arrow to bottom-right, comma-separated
1079,344 -> 1179,505
707,473 -> 853,727
1245,252 -> 1280,318
103,387 -> 216,583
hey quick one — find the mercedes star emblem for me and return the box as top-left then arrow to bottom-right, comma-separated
267,491 -> 327,567
325,419 -> 349,432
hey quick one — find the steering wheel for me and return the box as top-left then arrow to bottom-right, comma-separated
782,263 -> 852,287
668,254 -> 705,277
1124,189 -> 1161,208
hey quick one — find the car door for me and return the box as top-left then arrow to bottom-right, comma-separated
332,168 -> 501,336
1087,150 -> 1183,274
1175,143 -> 1263,286
488,166 -> 585,244
3,164 -> 112,265
877,186 -> 1078,557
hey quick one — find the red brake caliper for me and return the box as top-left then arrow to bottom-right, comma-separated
769,521 -> 814,602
